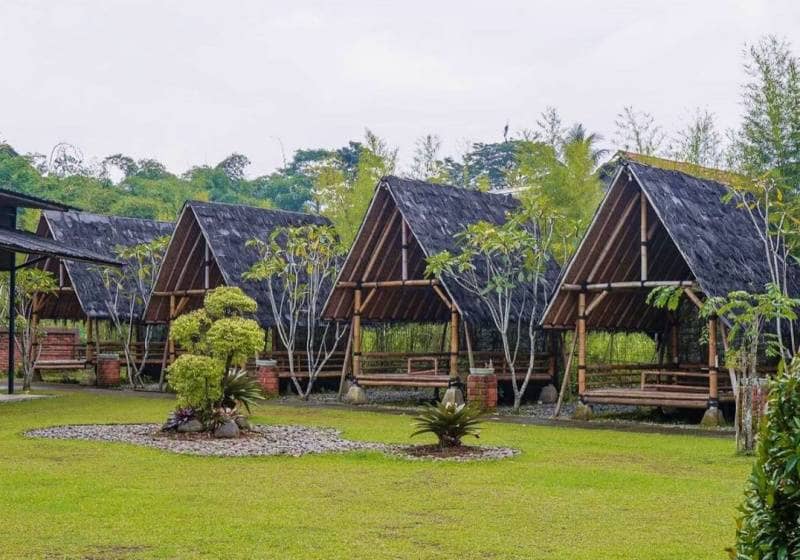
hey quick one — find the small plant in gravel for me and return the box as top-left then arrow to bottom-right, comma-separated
411,402 -> 484,448
164,287 -> 266,435
162,407 -> 196,431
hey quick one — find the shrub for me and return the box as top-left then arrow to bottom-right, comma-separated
166,355 -> 224,413
411,402 -> 484,448
730,358 -> 800,558
221,368 -> 265,413
169,309 -> 212,353
204,287 -> 257,319
206,317 -> 264,367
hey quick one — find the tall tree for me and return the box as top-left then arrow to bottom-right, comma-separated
673,109 -> 723,167
409,134 -> 444,181
614,106 -> 665,156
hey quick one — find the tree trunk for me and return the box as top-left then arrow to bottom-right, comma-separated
736,377 -> 769,454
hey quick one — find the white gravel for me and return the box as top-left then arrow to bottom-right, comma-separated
25,423 -> 517,461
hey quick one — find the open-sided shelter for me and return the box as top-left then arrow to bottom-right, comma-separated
322,176 -> 561,393
31,210 -> 173,373
0,189 -> 120,393
144,200 -> 331,369
542,153 -> 795,417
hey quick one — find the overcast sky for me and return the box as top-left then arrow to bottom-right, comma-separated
2,0 -> 799,177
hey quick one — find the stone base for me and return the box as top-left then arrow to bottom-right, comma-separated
701,406 -> 724,427
441,386 -> 464,407
539,384 -> 558,404
572,402 -> 593,421
344,383 -> 368,404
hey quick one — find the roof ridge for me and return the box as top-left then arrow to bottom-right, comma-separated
381,174 -> 517,201
187,199 -> 322,219
44,209 -> 173,226
618,151 -> 751,189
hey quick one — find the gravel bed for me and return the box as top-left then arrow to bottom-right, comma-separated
25,423 -> 518,461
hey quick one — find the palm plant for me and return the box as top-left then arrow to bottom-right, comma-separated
411,402 -> 484,448
220,368 -> 265,413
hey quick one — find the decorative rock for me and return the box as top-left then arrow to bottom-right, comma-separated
701,406 -> 724,427
572,402 -> 593,421
235,416 -> 251,431
538,384 -> 558,404
177,419 -> 204,433
214,420 -> 240,439
344,383 -> 368,404
441,386 -> 464,406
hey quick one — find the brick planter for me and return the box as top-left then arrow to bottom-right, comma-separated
467,368 -> 498,410
96,353 -> 121,387
256,359 -> 279,397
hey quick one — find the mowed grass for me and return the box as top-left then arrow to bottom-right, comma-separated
0,390 -> 751,559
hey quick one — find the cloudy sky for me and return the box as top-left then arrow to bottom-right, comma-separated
2,0 -> 799,176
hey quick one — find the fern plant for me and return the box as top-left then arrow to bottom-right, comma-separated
411,402 -> 484,448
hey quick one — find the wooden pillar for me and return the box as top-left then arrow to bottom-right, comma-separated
203,243 -> 210,290
670,319 -> 679,365
547,332 -> 557,381
449,307 -> 459,380
577,292 -> 587,397
708,315 -> 719,403
401,220 -> 408,281
640,191 -> 648,281
86,316 -> 94,364
352,288 -> 362,378
168,294 -> 176,364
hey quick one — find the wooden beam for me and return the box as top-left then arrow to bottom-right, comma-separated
203,242 -> 210,290
708,316 -> 719,403
153,289 -> 209,297
337,279 -> 439,289
360,288 -> 377,313
361,209 -> 400,281
586,194 -> 640,282
401,219 -> 408,281
352,288 -> 362,378
562,280 -> 696,292
683,288 -> 704,310
584,290 -> 609,317
449,308 -> 459,380
640,190 -> 648,281
431,284 -> 452,309
168,294 -> 176,363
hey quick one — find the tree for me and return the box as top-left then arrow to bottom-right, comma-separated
244,224 -> 348,398
409,134 -> 444,181
734,36 -> 800,191
426,201 -> 556,412
730,357 -> 800,558
614,106 -> 665,156
97,236 -> 170,388
673,109 -> 723,167
0,268 -> 57,391
167,287 -> 265,425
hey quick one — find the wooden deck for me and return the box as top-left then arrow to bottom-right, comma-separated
583,387 -> 734,408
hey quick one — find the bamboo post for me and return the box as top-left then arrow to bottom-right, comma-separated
337,329 -> 353,399
671,319 -> 679,365
86,316 -> 94,364
553,329 -> 578,418
640,191 -> 648,281
708,315 -> 719,403
401,220 -> 408,281
168,294 -> 176,364
352,288 -> 362,378
463,319 -> 474,371
449,307 -> 459,380
203,243 -> 210,290
577,292 -> 587,397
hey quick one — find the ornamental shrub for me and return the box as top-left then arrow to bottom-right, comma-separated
169,309 -> 212,353
730,358 -> 800,558
204,286 -> 257,319
167,355 -> 224,412
411,402 -> 484,448
206,317 -> 264,368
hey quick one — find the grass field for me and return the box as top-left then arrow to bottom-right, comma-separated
0,390 -> 751,559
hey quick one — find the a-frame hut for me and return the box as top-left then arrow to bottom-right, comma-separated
144,200 -> 331,368
542,153 -> 796,418
322,176 -> 561,394
32,210 -> 173,371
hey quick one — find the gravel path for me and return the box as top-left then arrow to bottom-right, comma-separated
25,423 -> 516,461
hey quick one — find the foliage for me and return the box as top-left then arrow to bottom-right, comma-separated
426,201 -> 555,412
411,402 -> 484,448
166,355 -> 224,413
672,109 -> 723,168
203,286 -> 258,319
245,223 -> 348,398
167,287 -> 265,421
730,358 -> 800,559
614,106 -> 666,156
162,407 -> 196,431
220,369 -> 264,413
645,286 -> 684,312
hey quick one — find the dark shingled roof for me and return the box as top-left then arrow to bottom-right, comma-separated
0,227 -> 119,266
323,176 -> 561,325
37,211 -> 174,320
628,160 -> 800,298
186,201 -> 331,327
0,184 -> 76,211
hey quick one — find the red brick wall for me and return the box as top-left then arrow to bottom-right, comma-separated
0,328 -> 80,364
467,373 -> 498,410
256,362 -> 279,396
96,355 -> 121,386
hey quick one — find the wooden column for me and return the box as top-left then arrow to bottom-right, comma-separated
708,315 -> 719,404
86,317 -> 94,364
203,243 -> 210,290
670,319 -> 680,365
168,294 -> 176,364
640,191 -> 648,281
577,292 -> 587,397
401,220 -> 408,281
449,307 -> 459,380
352,288 -> 362,378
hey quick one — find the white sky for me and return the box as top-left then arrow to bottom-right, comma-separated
2,0 -> 799,177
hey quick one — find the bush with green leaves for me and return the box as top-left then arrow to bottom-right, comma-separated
165,287 -> 266,428
411,402 -> 484,448
730,358 -> 800,558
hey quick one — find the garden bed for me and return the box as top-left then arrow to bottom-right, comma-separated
25,423 -> 516,461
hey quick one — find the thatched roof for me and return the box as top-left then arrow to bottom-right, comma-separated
145,201 -> 330,327
35,211 -> 173,320
0,227 -> 119,267
323,176 -> 561,325
543,155 -> 800,331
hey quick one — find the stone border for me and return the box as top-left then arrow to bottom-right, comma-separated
25,423 -> 517,461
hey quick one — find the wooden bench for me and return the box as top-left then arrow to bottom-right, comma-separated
34,359 -> 90,374
355,373 -> 451,388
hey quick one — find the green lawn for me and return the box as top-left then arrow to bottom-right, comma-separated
0,390 -> 750,559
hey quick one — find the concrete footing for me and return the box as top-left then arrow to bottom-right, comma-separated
539,384 -> 558,404
700,406 -> 724,427
572,402 -> 593,421
343,383 -> 368,404
441,386 -> 464,406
